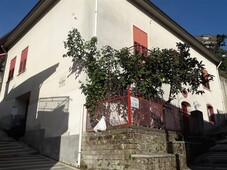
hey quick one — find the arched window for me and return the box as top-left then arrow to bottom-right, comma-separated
207,104 -> 215,123
181,102 -> 191,115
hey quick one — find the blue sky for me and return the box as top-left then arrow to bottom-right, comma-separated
151,0 -> 227,36
0,0 -> 38,37
1,0 -> 227,41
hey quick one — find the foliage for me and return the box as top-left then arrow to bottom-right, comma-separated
63,28 -> 213,113
204,34 -> 227,78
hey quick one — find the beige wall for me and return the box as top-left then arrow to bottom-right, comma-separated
0,0 -> 224,133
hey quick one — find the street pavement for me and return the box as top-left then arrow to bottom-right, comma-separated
0,129 -> 78,170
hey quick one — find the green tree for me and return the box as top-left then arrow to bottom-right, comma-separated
208,34 -> 227,78
63,28 -> 213,113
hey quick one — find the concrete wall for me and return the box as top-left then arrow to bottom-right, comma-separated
0,0 -> 94,165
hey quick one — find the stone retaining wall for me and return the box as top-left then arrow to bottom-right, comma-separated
81,126 -> 188,170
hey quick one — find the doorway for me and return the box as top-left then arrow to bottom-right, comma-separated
9,92 -> 31,140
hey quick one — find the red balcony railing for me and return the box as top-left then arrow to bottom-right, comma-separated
87,86 -> 164,130
86,86 -> 202,135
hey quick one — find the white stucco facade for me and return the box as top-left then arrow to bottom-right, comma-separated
95,0 -> 224,122
0,0 -> 225,165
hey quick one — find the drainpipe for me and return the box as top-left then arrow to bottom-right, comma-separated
0,45 -> 7,57
77,104 -> 84,168
94,0 -> 98,37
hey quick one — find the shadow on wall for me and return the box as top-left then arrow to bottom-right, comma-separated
25,96 -> 79,166
4,63 -> 59,101
0,63 -> 60,131
38,104 -> 69,161
0,63 -> 59,131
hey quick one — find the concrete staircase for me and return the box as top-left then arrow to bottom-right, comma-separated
190,137 -> 227,170
0,131 -> 78,170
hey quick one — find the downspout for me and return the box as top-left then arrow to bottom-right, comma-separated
94,0 -> 98,37
77,0 -> 98,167
1,45 -> 7,56
77,104 -> 84,168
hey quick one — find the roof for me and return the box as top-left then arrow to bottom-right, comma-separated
0,0 -> 220,64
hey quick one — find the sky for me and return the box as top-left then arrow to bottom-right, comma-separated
0,0 -> 38,37
0,0 -> 227,41
151,0 -> 227,36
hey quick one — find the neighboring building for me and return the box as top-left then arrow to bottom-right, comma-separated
220,76 -> 227,119
195,34 -> 217,50
0,0 -> 225,166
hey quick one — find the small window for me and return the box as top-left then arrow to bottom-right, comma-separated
202,68 -> 210,89
8,57 -> 16,81
207,104 -> 215,123
19,46 -> 29,74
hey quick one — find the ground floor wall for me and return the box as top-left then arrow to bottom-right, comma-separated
24,129 -> 80,166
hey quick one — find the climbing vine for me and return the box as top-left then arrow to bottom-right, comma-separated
63,28 -> 213,113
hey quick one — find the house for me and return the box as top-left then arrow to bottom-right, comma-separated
0,0 -> 225,166
195,34 -> 218,50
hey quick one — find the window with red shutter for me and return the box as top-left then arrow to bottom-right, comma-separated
133,25 -> 148,55
8,57 -> 16,81
181,102 -> 188,114
19,46 -> 28,74
202,68 -> 210,89
207,104 -> 215,123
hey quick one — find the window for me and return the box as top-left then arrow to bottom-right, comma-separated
133,25 -> 148,55
8,57 -> 16,81
207,104 -> 215,123
181,102 -> 189,114
19,46 -> 29,73
202,68 -> 210,89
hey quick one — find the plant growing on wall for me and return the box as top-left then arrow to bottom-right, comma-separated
63,28 -> 213,113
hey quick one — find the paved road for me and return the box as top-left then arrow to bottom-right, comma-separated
0,131 -> 78,170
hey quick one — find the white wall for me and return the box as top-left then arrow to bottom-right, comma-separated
0,0 -> 97,135
96,0 -> 224,122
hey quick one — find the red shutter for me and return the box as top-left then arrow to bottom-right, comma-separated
8,57 -> 16,80
207,105 -> 215,123
19,46 -> 28,73
133,25 -> 148,55
181,103 -> 188,114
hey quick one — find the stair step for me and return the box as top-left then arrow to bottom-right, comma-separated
190,165 -> 227,170
131,153 -> 175,158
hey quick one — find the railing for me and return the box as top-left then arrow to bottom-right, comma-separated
87,86 -> 202,135
87,86 -> 164,130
